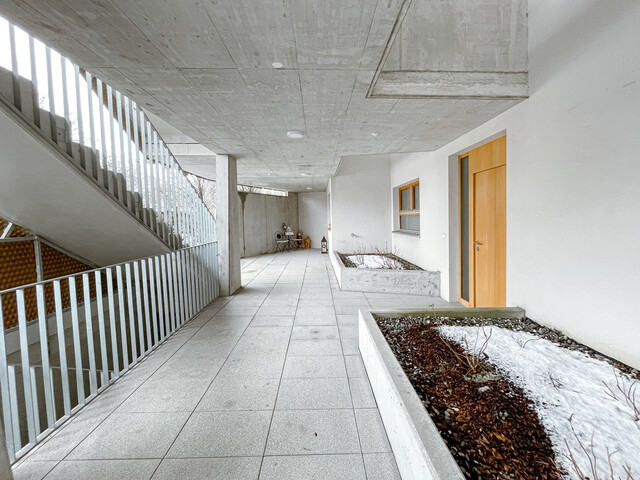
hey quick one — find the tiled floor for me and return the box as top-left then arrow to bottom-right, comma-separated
12,250 -> 456,480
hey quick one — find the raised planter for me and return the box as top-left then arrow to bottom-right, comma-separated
358,307 -> 526,480
331,250 -> 440,296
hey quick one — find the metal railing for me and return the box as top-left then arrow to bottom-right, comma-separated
0,242 -> 219,463
0,16 -> 215,248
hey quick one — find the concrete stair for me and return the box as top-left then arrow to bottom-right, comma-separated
0,66 -> 179,252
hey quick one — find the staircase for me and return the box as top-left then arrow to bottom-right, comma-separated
0,21 -> 215,265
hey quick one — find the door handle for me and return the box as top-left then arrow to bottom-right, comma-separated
473,241 -> 482,245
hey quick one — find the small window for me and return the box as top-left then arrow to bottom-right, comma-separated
398,181 -> 419,232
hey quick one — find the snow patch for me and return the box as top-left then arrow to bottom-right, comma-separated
438,325 -> 640,479
345,254 -> 405,270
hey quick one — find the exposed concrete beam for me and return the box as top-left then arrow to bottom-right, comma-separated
369,71 -> 529,99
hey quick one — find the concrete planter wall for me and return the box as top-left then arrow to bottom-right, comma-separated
330,251 -> 440,296
359,307 -> 526,480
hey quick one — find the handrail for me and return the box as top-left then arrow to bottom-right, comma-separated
0,16 -> 215,249
0,242 -> 219,463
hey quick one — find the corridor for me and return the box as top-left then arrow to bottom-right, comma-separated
12,250 -> 453,480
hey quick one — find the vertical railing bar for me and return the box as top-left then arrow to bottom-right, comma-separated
82,273 -> 98,396
115,266 -> 130,371
60,57 -> 72,156
86,71 -> 100,186
160,256 -> 171,338
29,366 -> 41,436
53,281 -> 71,415
155,257 -> 166,341
106,268 -> 121,377
0,295 -> 17,461
45,47 -> 56,141
124,96 -> 136,213
139,110 -> 150,226
68,277 -> 86,405
133,262 -> 146,356
73,64 -> 86,170
35,285 -> 55,429
166,254 -> 177,333
148,258 -> 160,345
94,271 -> 109,386
125,263 -> 138,364
171,251 -> 184,328
131,101 -> 144,222
147,120 -> 157,233
16,289 -> 38,444
8,24 -> 21,110
115,91 -> 130,210
8,366 -> 21,453
28,36 -> 41,128
96,78 -> 111,192
163,147 -> 174,248
107,85 -> 123,200
171,159 -> 181,245
152,131 -> 162,240
141,260 -> 153,350
186,250 -> 194,318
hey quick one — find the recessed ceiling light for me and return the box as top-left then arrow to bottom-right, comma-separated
371,132 -> 380,137
306,187 -> 312,190
300,173 -> 309,176
266,173 -> 272,176
287,130 -> 304,139
272,62 -> 283,69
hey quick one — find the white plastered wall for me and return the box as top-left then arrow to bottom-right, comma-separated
298,192 -> 328,249
388,1 -> 640,368
328,154 -> 392,254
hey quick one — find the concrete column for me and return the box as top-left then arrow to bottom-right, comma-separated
215,154 -> 241,296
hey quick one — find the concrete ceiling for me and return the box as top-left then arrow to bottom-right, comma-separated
0,0 -> 527,192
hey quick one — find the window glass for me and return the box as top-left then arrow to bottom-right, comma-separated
400,188 -> 411,211
413,185 -> 420,210
400,215 -> 420,231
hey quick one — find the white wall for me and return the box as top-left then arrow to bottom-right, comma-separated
329,154 -> 392,253
239,192 -> 298,257
298,192 -> 327,249
387,1 -> 640,368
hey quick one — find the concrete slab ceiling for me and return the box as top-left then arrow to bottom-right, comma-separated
0,0 -> 527,192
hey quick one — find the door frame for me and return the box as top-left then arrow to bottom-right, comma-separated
458,135 -> 507,307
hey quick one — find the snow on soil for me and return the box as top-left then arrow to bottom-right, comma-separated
438,325 -> 640,479
346,254 -> 405,270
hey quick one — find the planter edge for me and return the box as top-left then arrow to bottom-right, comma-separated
358,309 -> 465,480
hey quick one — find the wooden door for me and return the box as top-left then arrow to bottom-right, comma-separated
459,136 -> 506,307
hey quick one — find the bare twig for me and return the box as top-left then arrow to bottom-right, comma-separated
602,370 -> 640,421
438,326 -> 492,375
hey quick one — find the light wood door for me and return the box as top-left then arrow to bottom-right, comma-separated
460,136 -> 506,307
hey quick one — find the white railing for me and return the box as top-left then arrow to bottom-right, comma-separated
0,16 -> 215,248
0,242 -> 219,463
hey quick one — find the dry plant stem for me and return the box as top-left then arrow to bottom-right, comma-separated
601,370 -> 640,421
438,326 -> 492,375
564,416 -> 636,480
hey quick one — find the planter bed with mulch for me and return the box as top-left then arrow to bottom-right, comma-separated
359,308 -> 640,480
330,251 -> 440,296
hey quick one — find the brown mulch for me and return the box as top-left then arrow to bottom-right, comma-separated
378,321 -> 564,479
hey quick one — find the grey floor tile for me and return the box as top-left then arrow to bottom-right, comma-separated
296,306 -> 335,316
153,457 -> 262,480
265,409 -> 360,455
259,454 -> 366,480
44,459 -> 160,480
349,377 -> 377,408
217,354 -> 286,378
257,305 -> 297,316
344,355 -> 367,377
68,412 -> 189,459
338,324 -> 359,339
215,305 -> 260,316
167,411 -> 271,457
337,314 -> 358,327
287,339 -> 342,356
116,376 -> 212,413
12,460 -> 57,480
341,337 -> 360,355
291,325 -> 339,340
276,377 -> 352,409
250,315 -> 295,327
354,409 -> 392,453
293,314 -> 337,326
282,355 -> 346,378
197,377 -> 280,411
363,453 -> 402,480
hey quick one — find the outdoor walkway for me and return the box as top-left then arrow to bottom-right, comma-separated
12,250 -> 455,480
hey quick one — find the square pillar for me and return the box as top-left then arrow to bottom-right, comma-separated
215,154 -> 241,296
